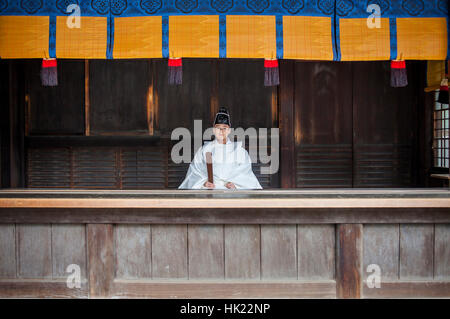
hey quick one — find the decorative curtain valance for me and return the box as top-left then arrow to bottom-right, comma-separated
0,0 -> 448,60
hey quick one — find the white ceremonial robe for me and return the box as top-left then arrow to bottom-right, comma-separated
178,138 -> 263,190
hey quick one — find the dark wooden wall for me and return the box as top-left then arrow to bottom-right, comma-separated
291,60 -> 426,188
0,59 -> 429,189
0,60 -> 9,188
294,62 -> 353,188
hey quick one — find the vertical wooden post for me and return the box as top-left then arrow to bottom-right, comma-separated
147,59 -> 155,135
336,224 -> 363,299
87,224 -> 114,298
24,94 -> 30,136
85,60 -> 90,136
271,86 -> 278,129
279,60 -> 295,188
1,61 -> 11,188
153,59 -> 160,133
270,86 -> 279,187
9,60 -> 25,188
210,59 -> 219,125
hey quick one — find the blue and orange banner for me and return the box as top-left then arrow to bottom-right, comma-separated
0,0 -> 448,60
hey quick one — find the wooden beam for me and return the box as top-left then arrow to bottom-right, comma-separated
279,60 -> 295,188
1,207 -> 449,225
336,224 -> 363,299
87,224 -> 114,298
112,280 -> 336,298
363,281 -> 450,298
0,280 -> 88,298
1,197 -> 450,209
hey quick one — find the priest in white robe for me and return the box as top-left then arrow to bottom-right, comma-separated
178,107 -> 263,190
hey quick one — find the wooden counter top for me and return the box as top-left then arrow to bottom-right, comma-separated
0,188 -> 449,208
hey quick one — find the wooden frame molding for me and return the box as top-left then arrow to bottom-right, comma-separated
0,280 -> 88,298
279,60 -> 295,188
87,224 -> 114,298
84,60 -> 90,136
336,224 -> 363,299
1,207 -> 449,225
112,280 -> 337,298
1,197 -> 450,209
363,281 -> 450,298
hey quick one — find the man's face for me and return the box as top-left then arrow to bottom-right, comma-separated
213,124 -> 231,140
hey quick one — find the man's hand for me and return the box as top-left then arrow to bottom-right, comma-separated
204,181 -> 215,189
225,182 -> 236,189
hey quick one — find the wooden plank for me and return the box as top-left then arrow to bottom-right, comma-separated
89,60 -> 150,134
1,207 -> 449,225
156,59 -> 212,136
363,281 -> 450,298
2,197 -> 450,208
17,224 -> 52,278
2,189 -> 449,195
261,225 -> 297,279
353,62 -> 422,187
279,60 -> 295,188
297,225 -> 335,280
363,224 -> 399,281
87,224 -> 114,298
85,60 -> 90,136
296,144 -> 353,188
224,225 -> 260,279
271,86 -> 278,129
218,60 -> 272,129
294,62 -> 353,146
52,224 -> 86,279
9,61 -> 25,187
146,60 -> 154,135
434,224 -> 450,279
0,61 -> 10,188
210,59 -> 219,125
112,280 -> 336,299
336,224 -> 363,299
115,225 -> 151,279
26,60 -> 85,135
152,225 -> 188,279
0,280 -> 88,298
399,224 -> 433,280
294,62 -> 353,188
24,93 -> 30,136
152,60 -> 159,131
188,225 -> 224,279
0,224 -> 16,278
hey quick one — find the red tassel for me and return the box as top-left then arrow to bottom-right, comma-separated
390,60 -> 407,87
41,58 -> 58,86
437,77 -> 448,104
264,59 -> 279,86
168,58 -> 182,85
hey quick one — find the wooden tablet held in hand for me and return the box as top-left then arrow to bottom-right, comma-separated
205,152 -> 213,183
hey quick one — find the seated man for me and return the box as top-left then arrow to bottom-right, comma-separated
178,107 -> 263,190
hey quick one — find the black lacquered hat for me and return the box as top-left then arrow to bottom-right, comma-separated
214,107 -> 231,127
